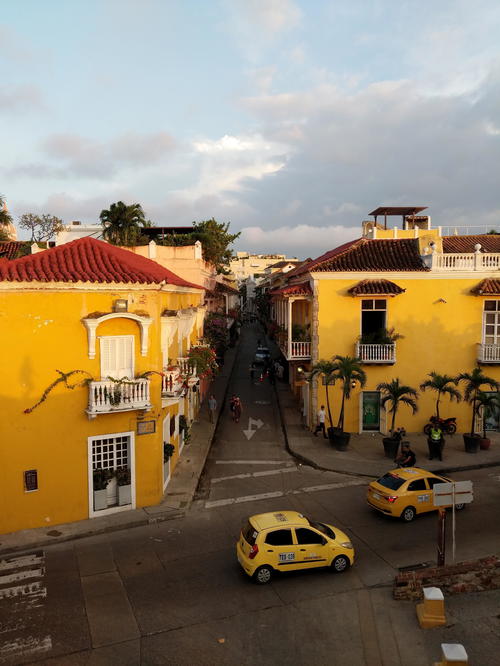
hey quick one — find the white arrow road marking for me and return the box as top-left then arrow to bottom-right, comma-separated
205,478 -> 366,508
243,417 -> 264,440
211,467 -> 297,484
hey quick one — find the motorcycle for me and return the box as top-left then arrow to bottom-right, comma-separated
423,416 -> 457,436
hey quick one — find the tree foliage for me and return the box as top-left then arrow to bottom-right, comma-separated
100,201 -> 148,246
419,372 -> 461,419
0,195 -> 13,228
332,355 -> 366,431
18,213 -> 64,242
376,378 -> 419,434
456,367 -> 499,435
310,359 -> 338,428
157,218 -> 240,273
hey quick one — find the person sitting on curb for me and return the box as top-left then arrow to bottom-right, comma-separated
394,442 -> 416,468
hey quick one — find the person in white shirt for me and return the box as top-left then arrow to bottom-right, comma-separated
314,405 -> 327,438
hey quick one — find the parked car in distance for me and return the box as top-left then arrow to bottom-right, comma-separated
236,510 -> 355,584
254,346 -> 270,366
367,467 -> 468,522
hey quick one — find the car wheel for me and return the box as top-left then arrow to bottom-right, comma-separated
455,503 -> 465,510
253,565 -> 273,585
331,555 -> 350,573
401,506 -> 416,522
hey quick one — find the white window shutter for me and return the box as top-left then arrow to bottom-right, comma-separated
100,336 -> 134,379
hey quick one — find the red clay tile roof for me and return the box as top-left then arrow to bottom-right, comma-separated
0,241 -> 27,260
443,235 -> 500,253
270,283 -> 312,297
289,238 -> 427,275
348,279 -> 405,296
0,237 -> 203,288
470,279 -> 500,295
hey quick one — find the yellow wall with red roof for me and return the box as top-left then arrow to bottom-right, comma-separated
312,275 -> 500,434
0,285 -> 203,534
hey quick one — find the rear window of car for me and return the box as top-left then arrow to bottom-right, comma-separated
376,473 -> 405,491
242,521 -> 258,546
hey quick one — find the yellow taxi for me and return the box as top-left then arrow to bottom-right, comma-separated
367,467 -> 467,522
236,510 -> 355,584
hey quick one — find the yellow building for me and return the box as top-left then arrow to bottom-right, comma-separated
271,208 -> 500,435
0,237 -> 206,534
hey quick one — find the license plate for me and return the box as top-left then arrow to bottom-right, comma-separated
372,492 -> 380,500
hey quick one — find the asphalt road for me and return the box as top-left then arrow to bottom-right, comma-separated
1,325 -> 499,665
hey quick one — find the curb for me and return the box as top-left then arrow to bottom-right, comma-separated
274,384 -> 500,479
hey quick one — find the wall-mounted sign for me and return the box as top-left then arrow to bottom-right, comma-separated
137,420 -> 156,435
24,469 -> 38,492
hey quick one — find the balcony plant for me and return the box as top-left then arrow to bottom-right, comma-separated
93,468 -> 112,511
376,378 -> 419,458
163,442 -> 175,462
419,372 -> 462,421
310,360 -> 338,442
115,466 -> 132,505
457,368 -> 499,452
292,323 -> 311,342
331,355 -> 366,450
359,327 -> 403,345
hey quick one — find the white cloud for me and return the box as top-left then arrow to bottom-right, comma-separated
0,85 -> 44,113
238,224 -> 359,256
232,0 -> 301,34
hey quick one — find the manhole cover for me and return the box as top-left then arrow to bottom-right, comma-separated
46,530 -> 62,537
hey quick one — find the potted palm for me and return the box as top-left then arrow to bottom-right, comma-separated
376,378 -> 419,458
116,466 -> 132,505
93,468 -> 111,511
420,372 -> 462,421
474,391 -> 500,450
310,359 -> 338,442
331,355 -> 366,450
457,367 -> 499,453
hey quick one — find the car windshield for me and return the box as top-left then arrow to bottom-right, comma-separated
242,521 -> 258,546
376,473 -> 405,491
306,519 -> 335,540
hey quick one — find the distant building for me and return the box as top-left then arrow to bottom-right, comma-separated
56,221 -> 103,245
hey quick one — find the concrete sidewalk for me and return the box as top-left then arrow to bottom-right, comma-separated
0,344 -> 238,557
276,381 -> 500,478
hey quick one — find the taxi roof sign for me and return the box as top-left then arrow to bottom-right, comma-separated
433,480 -> 473,506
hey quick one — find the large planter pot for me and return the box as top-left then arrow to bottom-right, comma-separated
331,431 -> 350,451
382,437 -> 400,459
93,489 -> 107,511
463,434 -> 480,453
479,437 -> 491,450
118,484 -> 132,506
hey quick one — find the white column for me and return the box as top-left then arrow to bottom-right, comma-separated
287,299 -> 293,358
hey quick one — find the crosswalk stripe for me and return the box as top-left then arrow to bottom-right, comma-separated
211,467 -> 297,484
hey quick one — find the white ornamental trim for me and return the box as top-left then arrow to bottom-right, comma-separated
82,313 -> 152,359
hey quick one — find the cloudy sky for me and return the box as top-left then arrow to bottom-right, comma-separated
2,1 -> 500,258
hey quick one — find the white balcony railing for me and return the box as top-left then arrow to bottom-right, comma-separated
162,369 -> 185,397
356,343 -> 396,364
279,339 -> 311,360
477,343 -> 500,363
176,357 -> 197,378
431,253 -> 500,271
88,379 -> 151,416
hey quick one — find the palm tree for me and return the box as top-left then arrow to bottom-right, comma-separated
332,355 -> 366,432
475,391 -> 500,439
310,359 -> 338,428
419,372 -> 461,420
456,367 -> 499,436
100,201 -> 146,246
376,378 -> 419,434
0,195 -> 13,228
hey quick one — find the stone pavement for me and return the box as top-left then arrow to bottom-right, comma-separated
275,380 -> 500,479
0,344 -> 238,557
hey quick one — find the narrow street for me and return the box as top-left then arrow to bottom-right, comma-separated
1,325 -> 499,665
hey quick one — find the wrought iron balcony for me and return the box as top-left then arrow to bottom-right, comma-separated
356,342 -> 396,364
87,379 -> 151,417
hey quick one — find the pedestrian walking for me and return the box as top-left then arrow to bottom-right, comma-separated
314,405 -> 328,438
249,362 -> 256,381
229,394 -> 236,418
233,397 -> 243,423
208,394 -> 217,423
